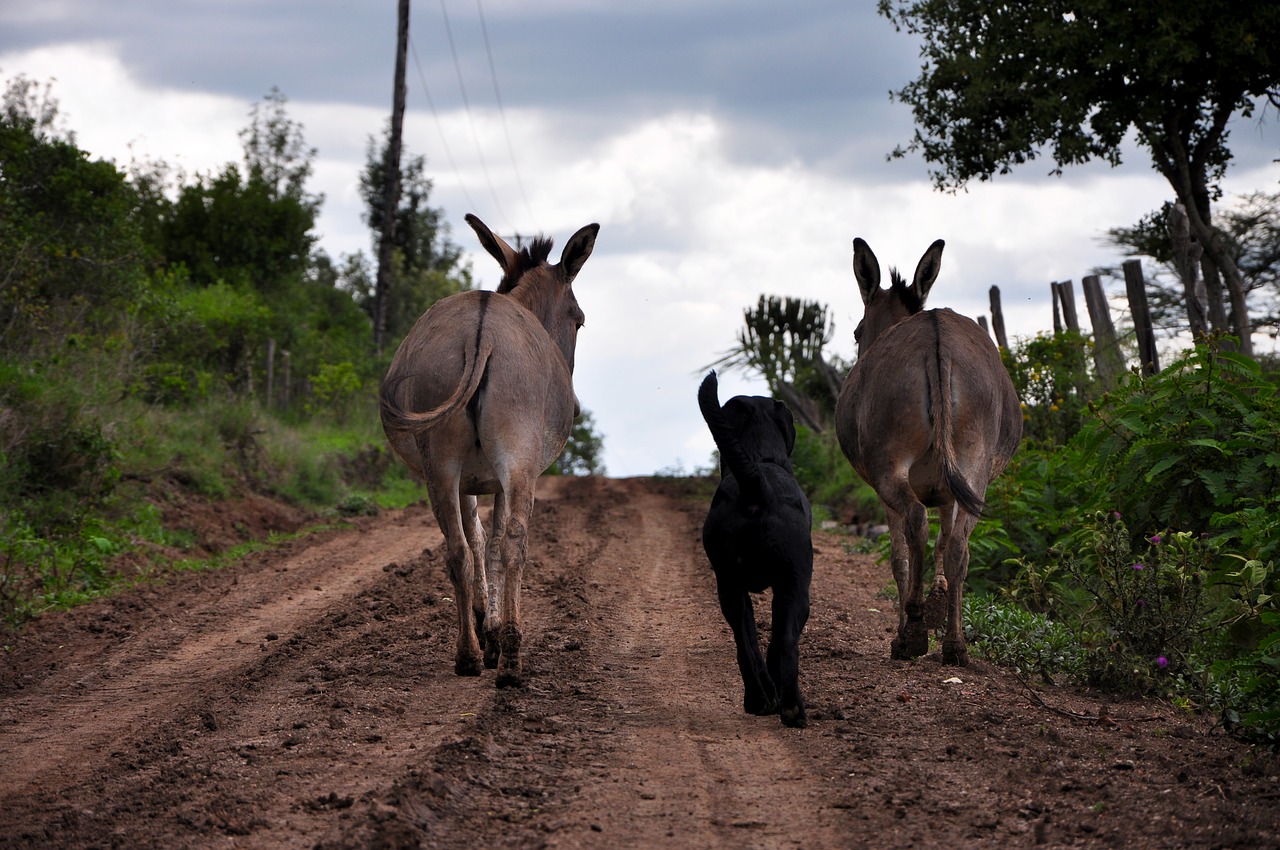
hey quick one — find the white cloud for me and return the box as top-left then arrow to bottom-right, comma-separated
4,29 -> 1279,477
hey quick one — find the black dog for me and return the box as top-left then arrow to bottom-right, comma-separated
698,370 -> 813,728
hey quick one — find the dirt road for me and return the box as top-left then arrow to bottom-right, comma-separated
2,476 -> 1278,849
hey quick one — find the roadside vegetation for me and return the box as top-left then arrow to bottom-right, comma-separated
0,75 -> 603,636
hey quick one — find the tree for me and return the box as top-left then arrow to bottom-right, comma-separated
1103,192 -> 1280,341
0,74 -> 149,353
553,409 -> 607,476
879,0 -> 1280,356
161,90 -> 319,295
161,164 -> 316,293
708,296 -> 844,432
356,131 -> 471,344
240,87 -> 321,213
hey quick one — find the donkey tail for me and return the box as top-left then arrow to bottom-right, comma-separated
698,371 -> 770,508
380,346 -> 490,435
929,314 -> 986,517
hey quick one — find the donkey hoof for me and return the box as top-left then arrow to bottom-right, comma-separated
923,586 -> 948,630
454,656 -> 483,677
942,641 -> 969,666
891,635 -> 929,660
495,668 -> 524,689
892,622 -> 930,659
482,631 -> 500,669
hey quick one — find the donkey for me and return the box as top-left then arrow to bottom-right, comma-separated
380,214 -> 599,687
834,238 -> 1021,666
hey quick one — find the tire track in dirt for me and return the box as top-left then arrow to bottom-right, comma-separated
2,478 -> 1278,850
0,509 -> 446,799
545,479 -> 853,849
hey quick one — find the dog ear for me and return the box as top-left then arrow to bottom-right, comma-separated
774,400 -> 797,455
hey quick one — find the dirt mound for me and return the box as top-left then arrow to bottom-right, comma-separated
2,476 -> 1277,848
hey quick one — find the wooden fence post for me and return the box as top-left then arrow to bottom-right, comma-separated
1122,259 -> 1160,375
1051,282 -> 1063,333
1054,280 -> 1080,333
282,350 -> 292,409
1082,275 -> 1125,391
977,315 -> 990,337
265,338 -> 277,408
988,285 -> 1009,350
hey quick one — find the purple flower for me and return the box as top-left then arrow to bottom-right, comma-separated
1156,656 -> 1169,669
1149,534 -> 1163,545
1132,563 -> 1145,571
1112,511 -> 1122,520
1135,598 -> 1146,607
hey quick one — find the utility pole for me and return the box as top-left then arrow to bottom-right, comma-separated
374,0 -> 409,354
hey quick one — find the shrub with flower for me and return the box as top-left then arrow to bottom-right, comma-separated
1055,512 -> 1210,692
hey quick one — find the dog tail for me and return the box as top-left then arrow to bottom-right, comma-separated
698,370 -> 769,508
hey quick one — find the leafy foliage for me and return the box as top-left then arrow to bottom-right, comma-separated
790,426 -> 880,527
879,0 -> 1280,351
1072,341 -> 1280,539
878,1 -> 1280,191
0,76 -> 150,353
551,409 -> 607,476
975,337 -> 1280,744
355,128 -> 472,343
0,76 -> 464,634
1001,331 -> 1096,448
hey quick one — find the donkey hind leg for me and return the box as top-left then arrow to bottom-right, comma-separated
494,474 -> 535,688
461,495 -> 494,668
923,505 -> 955,631
941,509 -> 978,666
768,585 -> 810,728
482,492 -> 508,671
427,482 -> 484,677
885,489 -> 930,660
716,581 -> 777,715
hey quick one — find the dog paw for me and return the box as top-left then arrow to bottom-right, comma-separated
745,695 -> 779,716
780,705 -> 807,729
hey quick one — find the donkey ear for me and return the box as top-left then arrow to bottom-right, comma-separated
852,238 -> 881,306
560,222 -> 600,284
466,213 -> 518,274
911,239 -> 945,304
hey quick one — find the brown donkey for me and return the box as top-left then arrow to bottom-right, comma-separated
835,238 -> 1021,665
381,214 -> 599,687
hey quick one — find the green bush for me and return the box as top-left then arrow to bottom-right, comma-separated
1002,330 -> 1097,448
975,336 -> 1280,744
964,594 -> 1085,684
790,426 -> 880,525
1073,340 -> 1280,542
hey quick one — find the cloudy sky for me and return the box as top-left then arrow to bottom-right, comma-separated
3,1 -> 1278,475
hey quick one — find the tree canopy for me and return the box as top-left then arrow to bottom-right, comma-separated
879,0 -> 1280,353
353,129 -> 471,343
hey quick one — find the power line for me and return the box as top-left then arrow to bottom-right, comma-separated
475,0 -> 539,230
408,34 -> 480,216
439,0 -> 513,231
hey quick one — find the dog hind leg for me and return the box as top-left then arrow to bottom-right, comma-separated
716,581 -> 778,715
